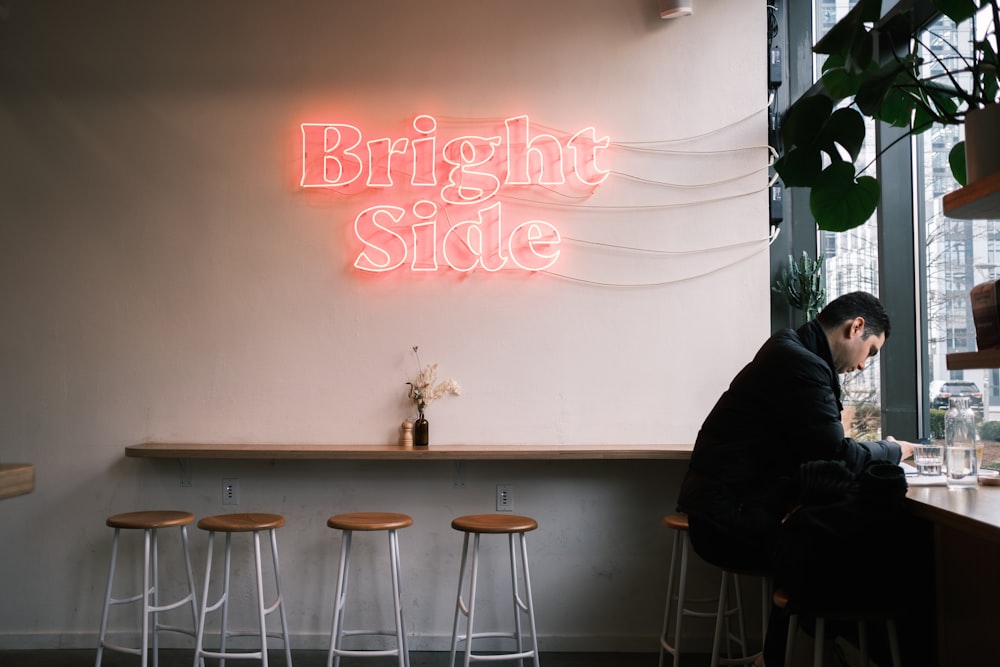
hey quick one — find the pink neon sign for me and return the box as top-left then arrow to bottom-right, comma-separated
300,114 -> 610,273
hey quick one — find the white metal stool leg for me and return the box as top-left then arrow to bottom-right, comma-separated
508,534 -> 524,660
659,528 -> 725,667
516,531 -> 540,667
886,618 -> 901,667
96,511 -> 198,667
325,512 -> 411,667
775,586 -> 903,667
460,532 -> 482,667
658,525 -> 687,667
327,530 -> 353,667
710,571 -> 767,667
449,515 -> 540,667
448,532 -> 473,667
193,514 -> 292,667
813,617 -> 825,667
389,528 -> 410,667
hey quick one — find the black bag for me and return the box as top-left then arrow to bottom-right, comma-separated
772,460 -> 910,614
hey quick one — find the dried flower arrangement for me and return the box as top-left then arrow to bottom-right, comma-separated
406,345 -> 460,420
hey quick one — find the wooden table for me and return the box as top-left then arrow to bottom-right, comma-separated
906,484 -> 1000,665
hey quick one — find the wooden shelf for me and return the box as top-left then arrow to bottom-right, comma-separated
946,349 -> 1000,370
944,171 -> 1000,219
944,175 -> 1000,370
125,442 -> 693,461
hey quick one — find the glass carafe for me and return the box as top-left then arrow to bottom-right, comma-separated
945,396 -> 978,489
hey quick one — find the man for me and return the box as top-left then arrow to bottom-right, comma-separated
678,291 -> 919,663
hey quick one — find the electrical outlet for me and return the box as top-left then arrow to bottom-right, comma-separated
222,478 -> 240,505
496,484 -> 513,512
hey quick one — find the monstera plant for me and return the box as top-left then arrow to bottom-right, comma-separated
774,0 -> 999,232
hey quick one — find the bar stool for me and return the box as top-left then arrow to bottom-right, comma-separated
658,513 -> 768,667
325,512 -> 412,667
710,566 -> 769,667
773,588 -> 901,667
659,512 -> 723,667
448,514 -> 540,667
95,510 -> 199,667
193,513 -> 292,667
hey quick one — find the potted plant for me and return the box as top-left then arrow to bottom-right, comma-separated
774,0 -> 999,232
773,251 -> 826,323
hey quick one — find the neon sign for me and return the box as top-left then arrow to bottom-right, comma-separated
300,114 -> 611,274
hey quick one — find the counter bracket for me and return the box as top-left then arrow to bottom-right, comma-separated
177,458 -> 192,487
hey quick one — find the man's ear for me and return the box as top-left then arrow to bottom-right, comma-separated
850,316 -> 866,338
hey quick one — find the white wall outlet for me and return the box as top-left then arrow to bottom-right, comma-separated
222,478 -> 240,505
496,484 -> 513,512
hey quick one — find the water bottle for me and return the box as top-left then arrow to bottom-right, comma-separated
945,396 -> 978,489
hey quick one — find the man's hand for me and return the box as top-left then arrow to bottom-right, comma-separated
886,435 -> 915,461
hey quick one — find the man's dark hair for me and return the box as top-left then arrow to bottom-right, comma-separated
816,291 -> 891,340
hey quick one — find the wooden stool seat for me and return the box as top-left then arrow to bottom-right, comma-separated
95,509 -> 198,667
106,510 -> 195,530
196,512 -> 285,532
451,514 -> 538,534
662,512 -> 689,531
326,512 -> 413,667
328,511 -> 413,532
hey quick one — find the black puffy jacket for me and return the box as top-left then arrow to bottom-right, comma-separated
678,320 -> 902,530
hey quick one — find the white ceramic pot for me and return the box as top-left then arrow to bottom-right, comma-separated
965,104 -> 1000,184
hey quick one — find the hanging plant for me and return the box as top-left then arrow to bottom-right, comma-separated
774,0 -> 1000,231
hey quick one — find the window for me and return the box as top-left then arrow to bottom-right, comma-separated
791,1 -> 995,440
814,0 -> 881,437
918,12 -> 993,416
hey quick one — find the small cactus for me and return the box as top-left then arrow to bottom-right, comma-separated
773,252 -> 825,322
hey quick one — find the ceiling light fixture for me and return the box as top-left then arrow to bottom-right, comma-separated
659,0 -> 693,19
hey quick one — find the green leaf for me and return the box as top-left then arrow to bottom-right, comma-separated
814,1 -> 866,56
855,60 -> 908,118
815,0 -> 881,76
912,104 -> 935,134
949,142 -> 968,187
933,0 -> 980,23
781,95 -> 834,149
920,81 -> 963,124
877,85 -> 917,127
810,164 -> 880,232
857,0 -> 885,22
774,146 -> 824,187
821,53 -> 872,99
817,107 -> 867,162
977,39 -> 999,103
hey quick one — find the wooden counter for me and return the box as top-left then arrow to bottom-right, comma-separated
125,442 -> 693,461
906,484 -> 1000,665
906,484 -> 1000,543
0,463 -> 35,500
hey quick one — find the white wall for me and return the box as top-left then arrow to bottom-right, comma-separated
0,0 -> 769,652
